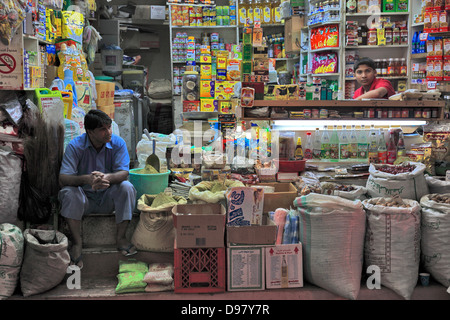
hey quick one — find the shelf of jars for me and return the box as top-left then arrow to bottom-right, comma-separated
240,99 -> 445,121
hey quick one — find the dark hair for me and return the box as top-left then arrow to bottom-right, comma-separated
354,57 -> 376,72
84,109 -> 112,131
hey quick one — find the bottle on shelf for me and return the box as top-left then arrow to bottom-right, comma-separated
304,132 -> 313,160
387,58 -> 395,77
262,0 -> 272,24
381,59 -> 388,77
412,31 -> 419,54
313,128 -> 322,160
272,0 -> 282,24
377,128 -> 387,164
339,125 -> 350,160
357,124 -> 368,160
329,125 -> 340,161
349,125 -> 358,160
294,136 -> 304,160
247,0 -> 254,25
368,130 -> 379,164
253,0 -> 262,24
321,125 -> 331,160
238,0 -> 247,26
400,58 -> 407,77
397,131 -> 406,158
387,130 -> 397,164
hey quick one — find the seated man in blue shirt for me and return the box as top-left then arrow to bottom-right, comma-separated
59,109 -> 137,269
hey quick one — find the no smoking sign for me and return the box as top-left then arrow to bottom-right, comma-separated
0,53 -> 16,74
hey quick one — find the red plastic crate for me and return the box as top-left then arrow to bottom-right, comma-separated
174,247 -> 226,293
277,159 -> 306,172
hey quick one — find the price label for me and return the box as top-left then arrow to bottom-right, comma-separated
428,80 -> 437,89
419,32 -> 428,41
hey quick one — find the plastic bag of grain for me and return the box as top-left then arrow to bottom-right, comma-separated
293,193 -> 366,300
419,193 -> 450,287
362,197 -> 421,300
0,223 -> 24,300
425,176 -> 450,194
366,162 -> 429,201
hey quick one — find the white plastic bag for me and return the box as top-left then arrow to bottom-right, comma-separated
0,223 -> 24,300
420,194 -> 450,287
362,198 -> 421,300
293,193 -> 366,300
366,162 -> 429,201
135,132 -> 176,168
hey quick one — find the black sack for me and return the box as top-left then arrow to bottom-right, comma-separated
18,169 -> 52,224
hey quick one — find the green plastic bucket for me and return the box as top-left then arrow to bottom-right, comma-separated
128,169 -> 171,201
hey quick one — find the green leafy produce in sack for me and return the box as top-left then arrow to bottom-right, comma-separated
115,272 -> 147,294
118,259 -> 149,274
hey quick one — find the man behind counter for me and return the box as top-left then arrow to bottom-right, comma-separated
353,57 -> 395,100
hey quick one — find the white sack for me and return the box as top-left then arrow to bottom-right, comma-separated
294,193 -> 366,300
362,198 -> 421,300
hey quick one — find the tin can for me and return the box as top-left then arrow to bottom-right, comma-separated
432,108 -> 438,118
394,108 -> 401,118
368,108 -> 375,118
382,109 -> 388,118
415,109 -> 422,118
376,108 -> 382,118
388,109 -> 393,118
423,108 -> 431,118
320,109 -> 328,118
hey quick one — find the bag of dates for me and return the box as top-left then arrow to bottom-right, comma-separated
366,162 -> 429,201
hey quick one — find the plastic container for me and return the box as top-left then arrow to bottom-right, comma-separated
174,247 -> 226,293
61,91 -> 73,119
128,169 -> 171,201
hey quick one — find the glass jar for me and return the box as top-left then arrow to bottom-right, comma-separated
368,29 -> 377,46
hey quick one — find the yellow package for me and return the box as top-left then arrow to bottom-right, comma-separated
200,80 -> 214,98
217,52 -> 228,69
62,11 -> 84,44
214,81 -> 237,100
219,100 -> 233,114
226,59 -> 241,81
200,64 -> 212,80
201,98 -> 217,112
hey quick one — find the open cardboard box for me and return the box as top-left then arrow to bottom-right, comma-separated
172,203 -> 226,248
226,213 -> 277,246
251,182 -> 298,213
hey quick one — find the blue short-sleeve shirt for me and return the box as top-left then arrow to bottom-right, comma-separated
60,133 -> 129,191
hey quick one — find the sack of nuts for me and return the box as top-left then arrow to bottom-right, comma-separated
419,193 -> 450,288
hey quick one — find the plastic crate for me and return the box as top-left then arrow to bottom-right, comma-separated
174,247 -> 226,293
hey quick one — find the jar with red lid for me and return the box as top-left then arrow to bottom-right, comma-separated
376,108 -> 382,118
368,108 -> 375,118
401,108 -> 409,118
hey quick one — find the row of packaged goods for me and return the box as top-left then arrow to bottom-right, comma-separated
308,0 -> 341,26
345,19 -> 409,47
170,2 -> 238,26
346,0 -> 409,13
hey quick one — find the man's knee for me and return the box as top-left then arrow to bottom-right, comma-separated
118,181 -> 136,198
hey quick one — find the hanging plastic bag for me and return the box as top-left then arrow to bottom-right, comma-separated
0,0 -> 26,45
61,10 -> 84,44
